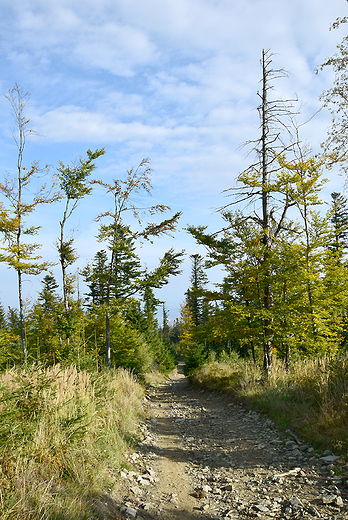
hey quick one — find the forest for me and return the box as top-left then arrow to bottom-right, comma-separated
2,39 -> 348,377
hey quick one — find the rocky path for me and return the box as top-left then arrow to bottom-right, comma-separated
117,365 -> 348,520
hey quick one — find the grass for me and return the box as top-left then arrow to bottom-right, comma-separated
191,353 -> 348,457
0,364 -> 145,519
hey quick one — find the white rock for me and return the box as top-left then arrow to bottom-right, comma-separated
335,496 -> 344,507
322,494 -> 337,504
255,504 -> 270,513
320,455 -> 340,463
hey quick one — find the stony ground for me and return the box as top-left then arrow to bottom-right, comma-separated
111,365 -> 348,520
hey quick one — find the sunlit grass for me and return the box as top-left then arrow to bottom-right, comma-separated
192,354 -> 348,456
0,364 -> 145,519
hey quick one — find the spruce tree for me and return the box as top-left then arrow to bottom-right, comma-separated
186,253 -> 208,327
329,192 -> 348,257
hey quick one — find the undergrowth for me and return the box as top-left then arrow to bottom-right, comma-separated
191,353 -> 348,457
0,364 -> 144,519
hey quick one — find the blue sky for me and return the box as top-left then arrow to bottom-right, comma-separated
0,0 -> 347,322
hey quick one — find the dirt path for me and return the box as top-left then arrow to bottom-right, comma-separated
116,364 -> 348,520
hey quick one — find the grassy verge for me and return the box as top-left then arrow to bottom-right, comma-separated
191,354 -> 348,457
0,364 -> 145,519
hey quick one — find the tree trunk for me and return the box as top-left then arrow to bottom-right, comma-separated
18,270 -> 26,365
285,341 -> 291,371
60,203 -> 69,313
303,207 -> 319,342
105,311 -> 111,368
261,49 -> 274,375
244,294 -> 256,364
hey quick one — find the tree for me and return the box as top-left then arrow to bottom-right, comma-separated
320,15 -> 348,176
161,303 -> 170,340
189,50 -> 300,375
56,148 -> 105,313
329,192 -> 348,257
82,250 -> 110,307
0,85 -> 56,364
38,273 -> 60,311
93,158 -> 183,367
186,253 -> 208,327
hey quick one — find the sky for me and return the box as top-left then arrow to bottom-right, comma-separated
0,0 -> 347,323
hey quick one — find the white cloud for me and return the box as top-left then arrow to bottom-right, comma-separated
0,0 -> 347,316
34,106 -> 168,142
73,23 -> 158,76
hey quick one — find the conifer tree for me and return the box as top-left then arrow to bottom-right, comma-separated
329,192 -> 348,257
186,253 -> 208,327
161,303 -> 170,340
38,274 -> 60,311
82,250 -> 110,307
93,158 -> 183,367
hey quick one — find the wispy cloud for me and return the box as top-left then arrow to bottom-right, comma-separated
0,0 -> 346,315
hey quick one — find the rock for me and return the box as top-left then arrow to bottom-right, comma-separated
320,455 -> 340,463
141,503 -> 153,511
254,503 -> 270,513
307,505 -> 320,516
323,449 -> 334,456
289,496 -> 303,510
194,490 -> 207,499
290,448 -> 303,458
125,507 -> 137,517
322,493 -> 338,504
335,496 -> 344,507
137,477 -> 150,486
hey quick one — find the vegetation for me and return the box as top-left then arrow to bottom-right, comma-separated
191,352 -> 348,456
183,52 -> 348,377
0,364 -> 144,519
1,15 -> 348,517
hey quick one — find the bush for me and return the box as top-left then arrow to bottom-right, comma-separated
183,343 -> 208,376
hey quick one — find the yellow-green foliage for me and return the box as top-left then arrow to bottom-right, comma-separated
0,364 -> 144,519
84,304 -> 155,373
192,354 -> 348,455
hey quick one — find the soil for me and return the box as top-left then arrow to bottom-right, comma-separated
104,363 -> 348,520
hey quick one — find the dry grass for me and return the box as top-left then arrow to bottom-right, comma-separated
0,364 -> 145,519
144,368 -> 173,387
192,354 -> 348,456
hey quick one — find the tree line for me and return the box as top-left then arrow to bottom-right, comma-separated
1,17 -> 348,375
0,86 -> 184,371
181,37 -> 348,375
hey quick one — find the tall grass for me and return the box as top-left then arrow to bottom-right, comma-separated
0,364 -> 145,519
192,354 -> 348,455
